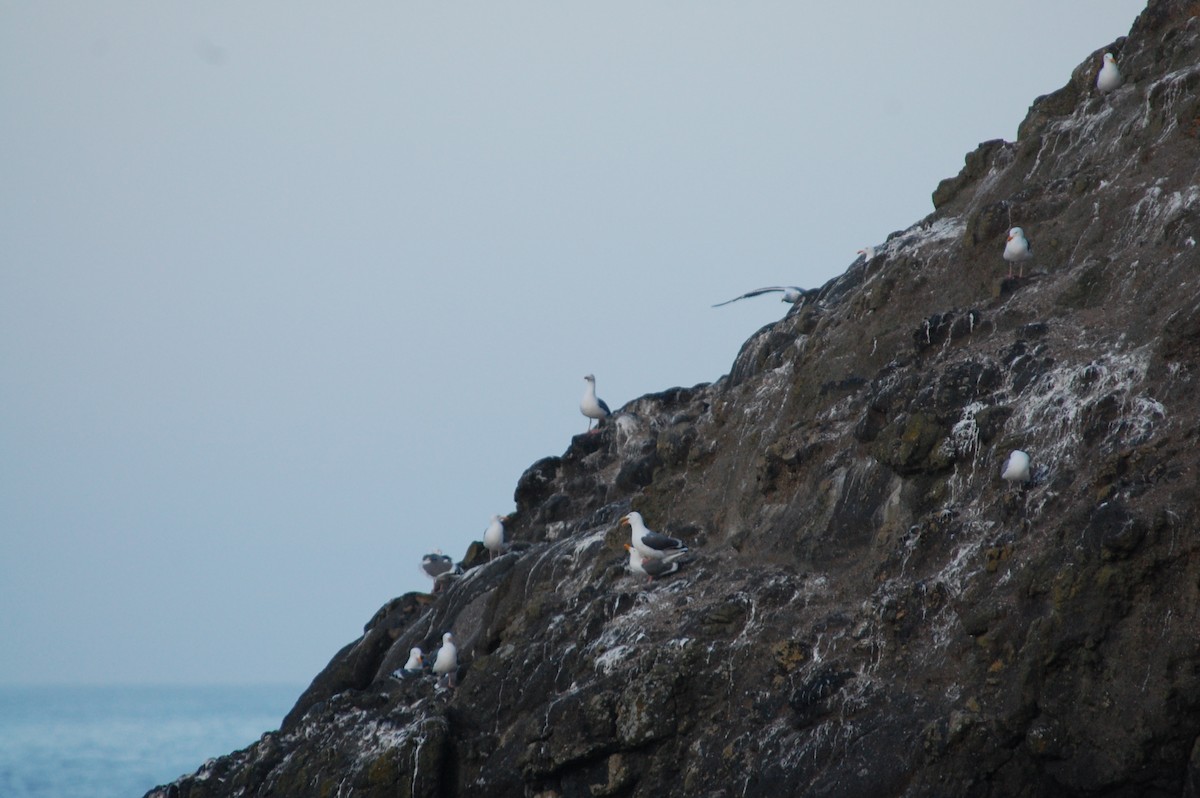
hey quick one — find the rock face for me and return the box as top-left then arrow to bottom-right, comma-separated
150,4 -> 1200,796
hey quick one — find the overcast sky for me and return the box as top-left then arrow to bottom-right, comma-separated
0,1 -> 1146,686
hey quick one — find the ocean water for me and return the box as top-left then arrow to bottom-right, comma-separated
0,684 -> 300,798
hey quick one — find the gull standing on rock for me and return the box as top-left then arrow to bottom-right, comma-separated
483,514 -> 509,560
581,374 -> 611,432
433,632 -> 458,688
623,543 -> 686,582
1003,227 -> 1033,278
621,511 -> 688,561
1096,52 -> 1123,95
712,286 -> 805,307
1002,450 -> 1032,485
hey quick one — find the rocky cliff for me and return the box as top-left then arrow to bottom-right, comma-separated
150,3 -> 1200,796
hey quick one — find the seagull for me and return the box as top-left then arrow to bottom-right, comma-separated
420,552 -> 456,581
1096,52 -> 1123,95
857,246 -> 876,263
1003,227 -> 1033,278
432,632 -> 458,688
394,647 -> 425,679
483,514 -> 509,560
420,551 -> 461,592
581,374 -> 611,432
624,543 -> 686,582
1001,450 -> 1031,484
712,286 -> 805,307
620,511 -> 688,561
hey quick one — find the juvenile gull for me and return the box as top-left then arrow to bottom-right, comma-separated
1002,450 -> 1031,484
581,374 -> 611,432
1003,227 -> 1033,278
713,286 -> 804,307
621,511 -> 688,561
433,632 -> 458,688
1096,52 -> 1123,95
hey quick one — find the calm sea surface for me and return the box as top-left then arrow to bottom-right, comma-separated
0,685 -> 300,798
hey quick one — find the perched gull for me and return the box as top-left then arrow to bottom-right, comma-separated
624,543 -> 685,582
394,646 -> 425,679
1003,227 -> 1033,278
712,286 -> 804,307
1002,450 -> 1031,484
432,632 -> 458,688
483,514 -> 509,560
857,246 -> 876,263
1096,52 -> 1123,95
621,511 -> 688,561
581,374 -> 612,432
420,552 -> 456,581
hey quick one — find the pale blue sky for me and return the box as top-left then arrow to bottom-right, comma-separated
1,2 -> 1145,685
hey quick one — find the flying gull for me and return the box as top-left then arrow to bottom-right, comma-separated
1096,52 -> 1123,95
620,511 -> 688,561
1003,227 -> 1033,278
581,374 -> 611,432
713,286 -> 805,307
624,543 -> 685,582
432,632 -> 458,688
483,514 -> 509,560
1002,450 -> 1031,484
420,552 -> 456,581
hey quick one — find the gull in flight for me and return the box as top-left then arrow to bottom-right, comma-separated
712,286 -> 805,307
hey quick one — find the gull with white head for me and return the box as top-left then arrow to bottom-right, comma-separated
713,286 -> 805,307
624,543 -> 686,582
581,375 -> 611,432
1003,227 -> 1033,278
394,646 -> 425,679
1096,52 -> 1123,95
483,514 -> 509,560
420,551 -> 456,581
432,632 -> 458,688
620,511 -> 688,561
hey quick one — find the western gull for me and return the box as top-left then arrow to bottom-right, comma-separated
420,552 -> 456,581
1096,52 -> 1123,95
624,543 -> 685,582
712,286 -> 804,307
1002,450 -> 1031,484
620,511 -> 688,561
432,632 -> 458,688
1003,227 -> 1033,278
581,374 -> 611,432
484,514 -> 509,560
857,246 -> 876,262
394,646 -> 425,679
